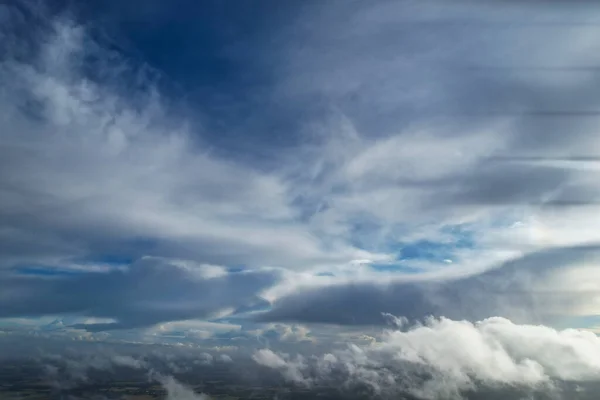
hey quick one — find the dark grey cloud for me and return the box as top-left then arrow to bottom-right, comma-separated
258,245 -> 600,326
0,258 -> 279,330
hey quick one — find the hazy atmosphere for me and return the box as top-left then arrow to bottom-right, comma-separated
3,1 -> 600,399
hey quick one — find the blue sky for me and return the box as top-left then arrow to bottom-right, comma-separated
3,0 -> 600,352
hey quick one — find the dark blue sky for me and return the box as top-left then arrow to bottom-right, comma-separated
42,0 -> 600,164
62,0 -> 318,162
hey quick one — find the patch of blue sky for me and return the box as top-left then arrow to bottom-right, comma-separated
369,224 -> 477,273
398,239 -> 467,262
369,263 -> 423,274
399,225 -> 475,260
70,238 -> 159,269
553,315 -> 600,333
12,256 -> 130,276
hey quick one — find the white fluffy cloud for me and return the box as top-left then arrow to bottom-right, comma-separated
156,374 -> 211,400
254,316 -> 600,399
253,349 -> 307,383
148,319 -> 243,341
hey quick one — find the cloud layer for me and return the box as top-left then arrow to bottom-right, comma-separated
0,257 -> 277,330
259,244 -> 600,327
0,1 -> 378,272
254,315 -> 600,399
3,0 -> 600,342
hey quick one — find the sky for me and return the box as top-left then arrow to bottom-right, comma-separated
4,0 -> 600,398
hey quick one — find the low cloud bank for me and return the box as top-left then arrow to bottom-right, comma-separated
0,257 -> 277,330
254,316 -> 600,399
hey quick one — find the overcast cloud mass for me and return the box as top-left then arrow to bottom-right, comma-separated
3,0 -> 600,398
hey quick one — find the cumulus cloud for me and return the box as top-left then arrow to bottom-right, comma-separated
219,354 -> 233,363
197,353 -> 214,365
253,349 -> 287,369
253,349 -> 307,384
155,374 -> 210,400
254,316 -> 600,399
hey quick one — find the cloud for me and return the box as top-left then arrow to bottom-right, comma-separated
254,316 -> 600,399
0,257 -> 278,330
0,0 -> 382,273
197,353 -> 214,365
262,0 -> 600,261
258,245 -> 600,326
251,323 -> 314,344
112,355 -> 148,369
253,349 -> 287,368
219,354 -> 233,363
155,374 -> 210,400
40,350 -> 149,389
147,319 -> 243,342
36,345 -> 212,399
253,349 -> 307,384
4,0 -> 600,346
4,0 -> 600,279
